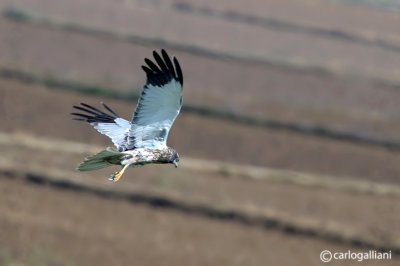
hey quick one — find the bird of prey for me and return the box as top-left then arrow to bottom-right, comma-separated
71,49 -> 183,182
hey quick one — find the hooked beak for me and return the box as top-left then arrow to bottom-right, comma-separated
173,160 -> 179,168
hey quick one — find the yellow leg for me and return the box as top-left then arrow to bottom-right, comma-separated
109,164 -> 129,182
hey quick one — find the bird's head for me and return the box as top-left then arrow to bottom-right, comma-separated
170,150 -> 180,168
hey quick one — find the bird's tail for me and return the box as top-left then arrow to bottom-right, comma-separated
77,147 -> 125,171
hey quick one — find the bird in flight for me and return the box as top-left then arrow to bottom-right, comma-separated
71,49 -> 183,182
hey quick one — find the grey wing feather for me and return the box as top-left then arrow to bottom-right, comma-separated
128,49 -> 183,149
71,103 -> 131,151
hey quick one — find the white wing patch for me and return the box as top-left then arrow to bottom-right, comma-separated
91,117 -> 131,149
71,103 -> 132,151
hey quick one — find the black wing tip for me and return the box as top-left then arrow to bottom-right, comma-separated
144,58 -> 161,73
173,56 -> 183,85
153,50 -> 160,59
71,102 -> 118,123
143,49 -> 183,87
101,102 -> 119,117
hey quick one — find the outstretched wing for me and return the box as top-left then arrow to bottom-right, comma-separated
128,49 -> 183,149
71,102 -> 131,151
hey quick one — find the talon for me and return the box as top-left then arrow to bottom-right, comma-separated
109,164 -> 129,183
109,171 -> 122,182
108,173 -> 116,182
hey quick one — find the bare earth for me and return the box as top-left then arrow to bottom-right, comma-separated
1,78 -> 400,265
2,175 -> 398,266
0,0 -> 400,265
1,79 -> 400,184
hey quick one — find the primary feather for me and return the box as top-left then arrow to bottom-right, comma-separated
72,102 -> 131,151
128,50 -> 183,149
71,49 -> 183,151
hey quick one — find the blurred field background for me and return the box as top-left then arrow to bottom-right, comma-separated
1,0 -> 400,265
